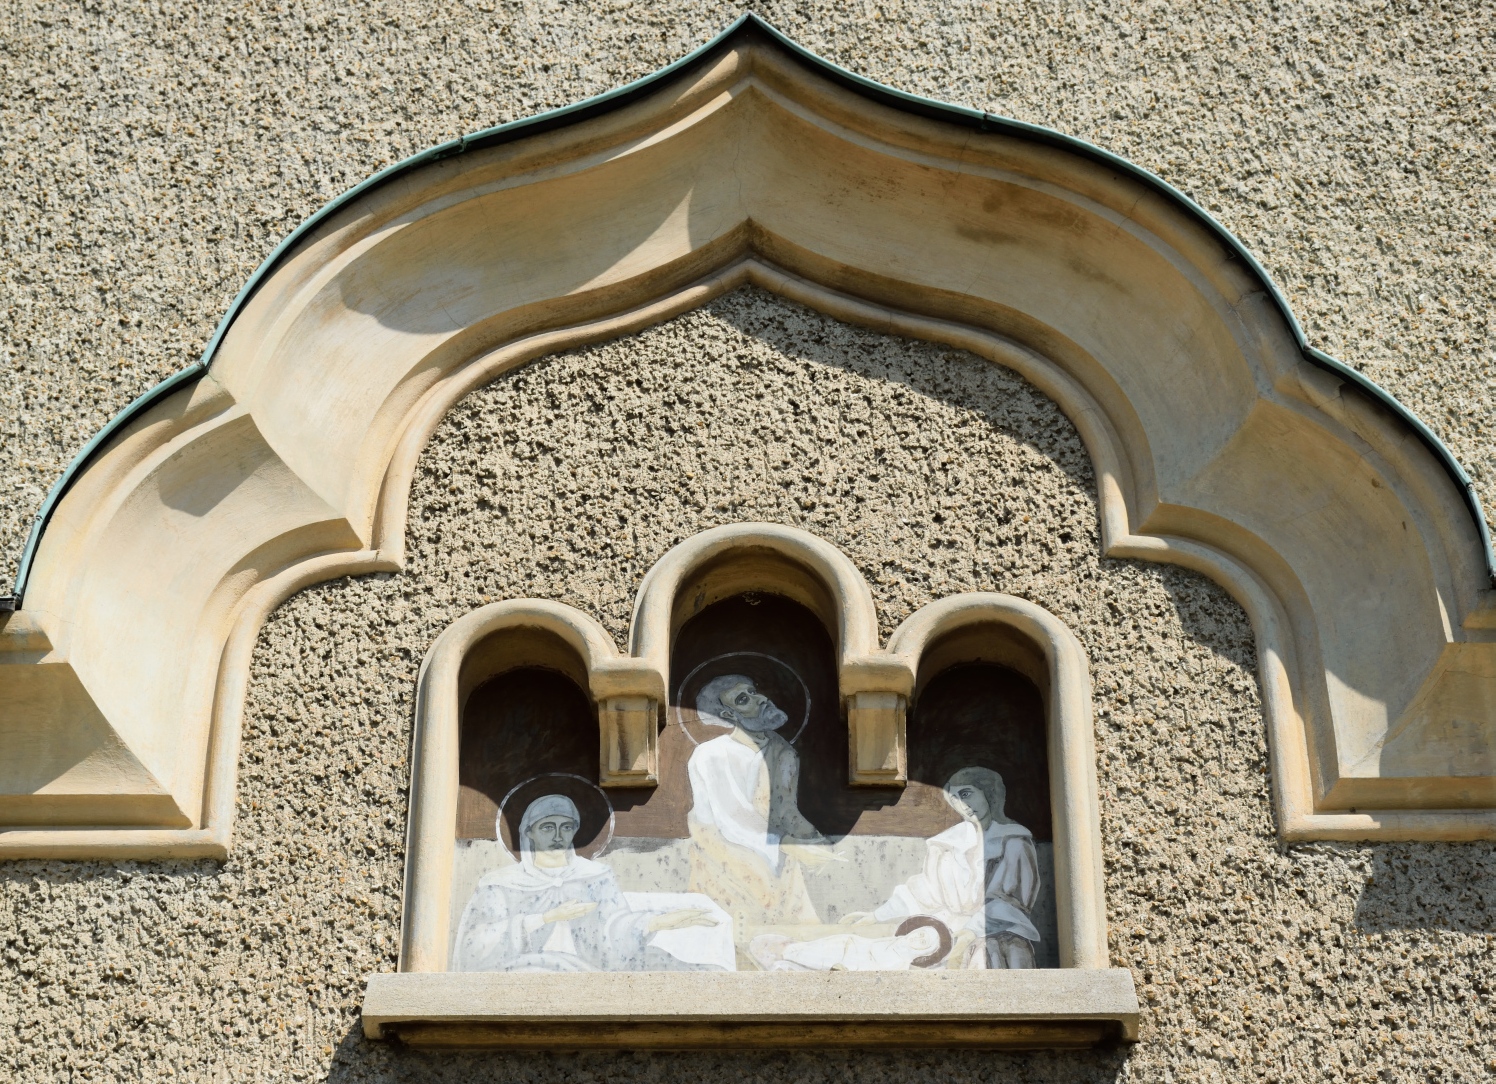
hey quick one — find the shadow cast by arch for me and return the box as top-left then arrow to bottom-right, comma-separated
1352,843 -> 1496,935
705,285 -> 1099,506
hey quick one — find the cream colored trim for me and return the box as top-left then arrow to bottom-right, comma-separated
0,548 -> 396,859
361,969 -> 1140,1046
630,522 -> 884,682
4,29 -> 1493,852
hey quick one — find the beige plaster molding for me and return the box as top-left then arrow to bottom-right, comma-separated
3,21 -> 1494,856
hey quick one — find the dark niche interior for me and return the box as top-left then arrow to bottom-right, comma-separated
456,595 -> 1052,848
909,661 -> 1052,843
607,592 -> 844,840
457,666 -> 613,851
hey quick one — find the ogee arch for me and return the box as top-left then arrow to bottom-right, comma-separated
2,16 -> 1493,856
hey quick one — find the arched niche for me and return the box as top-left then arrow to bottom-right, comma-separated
397,523 -> 1113,962
630,523 -> 910,785
887,593 -> 1106,972
380,525 -> 1121,1045
455,625 -> 600,845
2,15 -> 1493,859
456,618 -> 659,791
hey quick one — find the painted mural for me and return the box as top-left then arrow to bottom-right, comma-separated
450,595 -> 1058,973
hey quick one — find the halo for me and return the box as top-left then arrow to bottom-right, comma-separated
896,915 -> 954,969
496,772 -> 615,859
672,651 -> 812,746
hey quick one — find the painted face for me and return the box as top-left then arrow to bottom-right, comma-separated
901,926 -> 941,954
947,782 -> 991,823
719,680 -> 788,732
527,814 -> 578,852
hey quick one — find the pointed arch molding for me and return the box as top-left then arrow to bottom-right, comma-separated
2,18 -> 1493,857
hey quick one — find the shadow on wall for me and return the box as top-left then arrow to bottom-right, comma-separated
709,291 -> 1099,500
1352,844 -> 1496,934
712,292 -> 1245,693
1155,574 -> 1258,678
324,1027 -> 1133,1083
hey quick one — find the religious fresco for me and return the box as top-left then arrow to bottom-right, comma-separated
450,595 -> 1058,973
451,789 -> 732,973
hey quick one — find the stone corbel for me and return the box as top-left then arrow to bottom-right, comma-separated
589,660 -> 665,788
841,656 -> 915,786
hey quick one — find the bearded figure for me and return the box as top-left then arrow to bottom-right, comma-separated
684,674 -> 836,954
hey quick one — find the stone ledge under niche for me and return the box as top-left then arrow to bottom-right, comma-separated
361,968 -> 1139,1049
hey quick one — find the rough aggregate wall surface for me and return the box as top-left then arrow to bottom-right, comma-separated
0,0 -> 1493,1079
4,292 -> 1495,1083
2,0 -> 1495,588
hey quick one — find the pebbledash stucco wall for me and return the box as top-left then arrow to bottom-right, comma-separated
2,3 -> 1494,1083
4,293 -> 1493,1081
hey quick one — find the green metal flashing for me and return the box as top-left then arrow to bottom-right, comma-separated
10,14 -> 1492,605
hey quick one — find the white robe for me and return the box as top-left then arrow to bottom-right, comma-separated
686,729 -> 823,873
452,853 -> 654,972
684,728 -> 825,934
775,930 -> 937,971
873,818 -> 1042,954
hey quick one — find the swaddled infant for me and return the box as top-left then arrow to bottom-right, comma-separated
749,923 -> 943,971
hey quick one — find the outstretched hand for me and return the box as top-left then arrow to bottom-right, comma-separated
838,911 -> 878,926
648,908 -> 718,932
542,900 -> 598,924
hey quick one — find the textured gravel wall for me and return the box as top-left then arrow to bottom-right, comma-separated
3,2 -> 1495,1082
5,292 -> 1495,1082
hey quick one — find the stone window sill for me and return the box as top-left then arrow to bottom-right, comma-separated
361,968 -> 1139,1049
